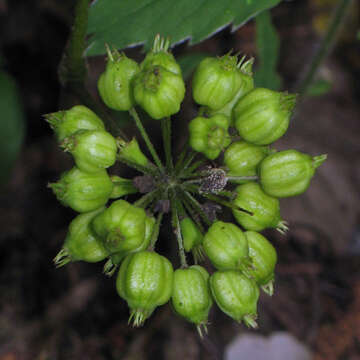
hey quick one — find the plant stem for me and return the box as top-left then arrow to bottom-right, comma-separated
297,0 -> 352,96
161,117 -> 173,171
181,196 -> 205,234
59,0 -> 89,88
217,190 -> 237,200
181,159 -> 209,178
170,189 -> 188,268
149,212 -> 164,250
174,139 -> 189,173
58,0 -> 128,140
177,150 -> 197,176
185,184 -> 252,215
129,108 -> 165,173
226,175 -> 258,182
117,154 -> 156,175
134,189 -> 159,208
179,189 -> 213,226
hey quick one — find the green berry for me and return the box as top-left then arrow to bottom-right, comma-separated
210,270 -> 259,328
98,47 -> 140,111
133,65 -> 185,119
49,167 -> 113,213
189,114 -> 231,160
91,199 -> 151,256
141,35 -> 181,75
171,266 -> 212,335
192,55 -> 245,110
54,208 -> 108,267
209,57 -> 254,124
45,105 -> 105,142
203,221 -> 251,271
259,150 -> 327,198
61,130 -> 117,173
232,182 -> 287,233
245,231 -> 277,296
224,141 -> 270,183
116,251 -> 174,326
233,88 -> 296,145
109,175 -> 137,199
103,213 -> 155,277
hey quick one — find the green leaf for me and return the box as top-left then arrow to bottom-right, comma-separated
254,10 -> 282,90
87,0 -> 281,56
177,53 -> 209,80
305,79 -> 332,96
0,71 -> 25,185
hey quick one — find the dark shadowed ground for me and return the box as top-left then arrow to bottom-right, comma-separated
0,0 -> 359,359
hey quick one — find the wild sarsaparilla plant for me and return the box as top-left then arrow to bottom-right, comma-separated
46,35 -> 326,335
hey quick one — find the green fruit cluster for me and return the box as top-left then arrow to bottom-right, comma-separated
47,35 -> 326,334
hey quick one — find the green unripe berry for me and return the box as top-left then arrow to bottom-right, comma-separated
49,167 -> 113,213
45,105 -> 105,142
141,51 -> 181,76
192,55 -> 245,110
210,270 -> 259,328
116,251 -> 174,326
189,114 -> 231,160
91,199 -> 150,256
209,57 -> 255,125
224,141 -> 270,183
233,88 -> 296,145
98,48 -> 140,111
203,221 -> 251,271
61,130 -> 117,173
54,208 -> 108,267
133,65 -> 185,119
103,213 -> 155,277
109,175 -> 137,199
232,182 -> 287,233
245,231 -> 277,296
259,150 -> 327,198
171,266 -> 212,335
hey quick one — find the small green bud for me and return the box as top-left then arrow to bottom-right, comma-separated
245,231 -> 277,296
224,141 -> 270,183
109,175 -> 138,199
189,114 -> 231,160
171,266 -> 212,335
98,47 -> 140,111
61,130 -> 117,173
133,65 -> 185,120
49,167 -> 113,213
44,105 -> 105,142
116,251 -> 174,326
233,88 -> 296,145
180,217 -> 205,263
203,221 -> 251,272
118,137 -> 150,167
259,150 -> 327,198
232,182 -> 287,233
54,208 -> 108,267
192,55 -> 251,110
210,270 -> 259,328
